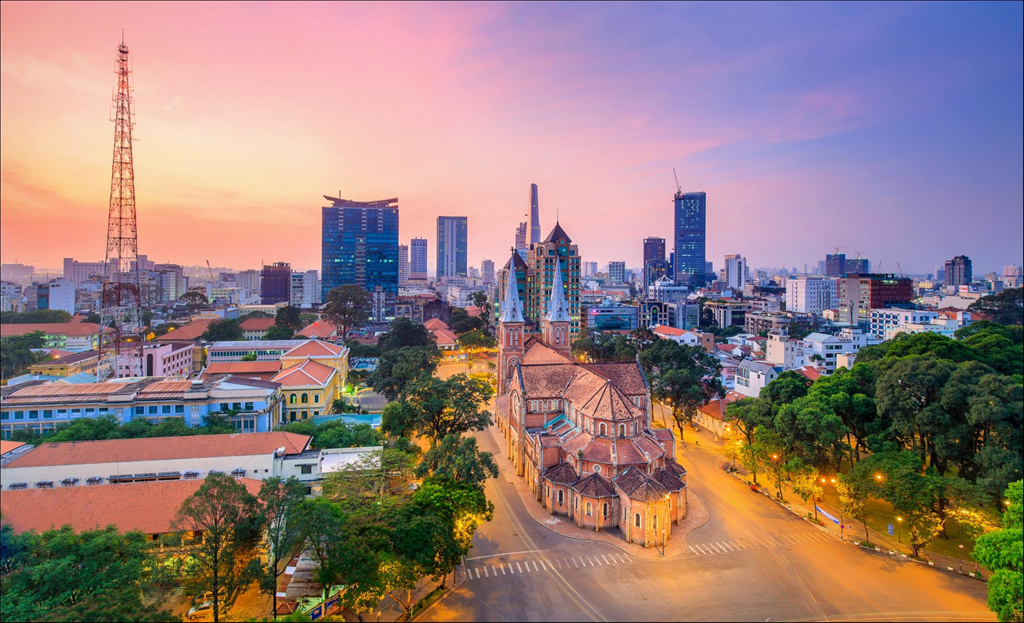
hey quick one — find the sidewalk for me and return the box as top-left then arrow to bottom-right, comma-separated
483,423 -> 708,559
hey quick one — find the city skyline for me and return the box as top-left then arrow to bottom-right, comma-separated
1,2 -> 1022,274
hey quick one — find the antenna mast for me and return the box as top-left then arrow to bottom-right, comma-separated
98,36 -> 144,380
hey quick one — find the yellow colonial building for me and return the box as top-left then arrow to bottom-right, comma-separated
271,340 -> 349,422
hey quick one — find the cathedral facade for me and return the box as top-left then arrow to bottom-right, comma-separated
494,251 -> 688,548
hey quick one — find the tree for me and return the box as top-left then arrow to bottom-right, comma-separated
381,399 -> 421,439
377,317 -> 437,352
241,353 -> 258,362
402,374 -> 494,444
370,346 -> 440,401
1,331 -> 47,379
279,419 -> 383,450
264,325 -> 296,340
458,328 -> 497,349
0,526 -> 173,622
754,429 -> 788,499
774,395 -> 849,474
294,497 -> 348,597
322,285 -> 372,340
173,473 -> 264,623
788,458 -> 823,521
808,363 -> 880,462
640,339 -> 723,442
275,305 -> 303,332
202,318 -> 245,342
258,477 -> 307,619
836,474 -> 871,545
0,309 -> 73,324
968,287 -> 1023,326
179,290 -> 210,314
875,356 -> 956,472
974,480 -> 1023,622
469,291 -> 488,309
415,434 -> 498,489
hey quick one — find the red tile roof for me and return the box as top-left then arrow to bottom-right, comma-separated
5,432 -> 310,468
0,323 -> 108,338
432,327 -> 459,347
464,305 -> 483,318
240,318 -> 276,331
200,361 -> 282,381
154,319 -> 213,342
298,320 -> 338,339
271,359 -> 337,386
0,478 -> 263,535
795,365 -> 822,382
0,440 -> 26,455
423,318 -> 449,331
282,340 -> 345,359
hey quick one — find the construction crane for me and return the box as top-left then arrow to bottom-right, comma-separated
673,168 -> 681,194
205,260 -> 216,285
833,246 -> 846,255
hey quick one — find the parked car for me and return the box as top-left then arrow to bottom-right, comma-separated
186,602 -> 213,621
749,482 -> 760,492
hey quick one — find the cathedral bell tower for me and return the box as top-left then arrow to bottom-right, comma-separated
498,257 -> 525,396
543,257 -> 572,358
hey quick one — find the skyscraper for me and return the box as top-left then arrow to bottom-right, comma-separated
481,259 -> 495,284
437,216 -> 468,279
643,237 -> 667,293
825,253 -> 846,277
944,255 -> 973,287
515,222 -> 527,250
529,183 -> 541,245
261,262 -> 291,304
321,194 -> 400,319
724,254 -> 746,290
409,238 -> 428,282
673,191 -> 706,287
847,257 -> 870,274
398,244 -> 409,286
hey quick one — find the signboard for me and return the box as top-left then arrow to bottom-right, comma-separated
887,523 -> 894,536
309,605 -> 323,621
325,596 -> 339,616
815,505 -> 840,525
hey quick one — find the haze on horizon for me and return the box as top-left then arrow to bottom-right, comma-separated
1,2 -> 1021,275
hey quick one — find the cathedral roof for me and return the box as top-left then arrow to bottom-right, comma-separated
545,258 -> 571,323
499,256 -> 524,323
544,462 -> 579,486
614,467 -> 671,502
543,222 -> 572,244
521,340 -> 574,365
578,380 -> 643,421
572,472 -> 617,498
502,251 -> 528,271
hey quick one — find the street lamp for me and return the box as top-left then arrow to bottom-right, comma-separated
896,516 -> 903,544
875,473 -> 884,482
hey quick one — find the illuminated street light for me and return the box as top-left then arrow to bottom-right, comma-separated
875,473 -> 884,481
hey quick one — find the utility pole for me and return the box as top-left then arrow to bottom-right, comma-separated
98,35 -> 144,380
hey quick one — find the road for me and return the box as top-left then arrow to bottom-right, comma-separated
422,417 -> 993,621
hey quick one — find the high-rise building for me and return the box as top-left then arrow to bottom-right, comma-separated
437,216 -> 468,279
481,259 -> 495,284
825,253 -> 846,277
154,264 -> 187,304
499,223 -> 582,339
643,237 -> 666,291
409,238 -> 428,282
289,270 -> 320,307
321,195 -> 400,319
838,274 -> 913,327
846,257 -> 870,274
608,261 -> 626,285
237,269 -> 261,302
63,258 -> 111,288
1003,265 -> 1023,277
260,262 -> 291,304
724,254 -> 746,290
398,244 -> 409,286
944,255 -> 973,287
785,276 -> 838,314
529,184 -> 541,246
583,261 -> 598,279
515,222 -> 527,251
673,191 -> 706,287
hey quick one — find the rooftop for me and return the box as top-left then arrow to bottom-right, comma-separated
4,432 -> 310,469
153,319 -> 213,342
1,323 -> 108,338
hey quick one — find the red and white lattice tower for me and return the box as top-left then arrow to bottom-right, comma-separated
98,35 -> 144,380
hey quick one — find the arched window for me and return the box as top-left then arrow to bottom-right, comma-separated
586,502 -> 593,516
599,423 -> 606,436
652,514 -> 658,531
634,513 -> 641,528
558,490 -> 564,505
289,394 -> 297,404
301,393 -> 309,404
602,503 -> 609,519
619,424 -> 626,437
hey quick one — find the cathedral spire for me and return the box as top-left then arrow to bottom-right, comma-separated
500,256 -> 524,323
546,258 -> 571,323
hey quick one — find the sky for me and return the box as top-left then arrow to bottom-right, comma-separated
1,2 -> 1022,275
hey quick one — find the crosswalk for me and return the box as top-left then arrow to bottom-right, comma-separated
466,552 -> 633,581
687,530 -> 833,556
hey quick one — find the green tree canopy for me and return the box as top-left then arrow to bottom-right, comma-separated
264,324 -> 295,340
0,309 -> 74,324
973,480 -> 1023,622
415,434 -> 498,489
370,345 -> 440,402
322,285 -> 372,340
202,318 -> 244,342
275,305 -> 303,331
969,288 -> 1024,326
401,374 -> 494,444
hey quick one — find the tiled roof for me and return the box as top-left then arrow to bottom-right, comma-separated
5,432 -> 310,468
581,362 -> 647,395
464,305 -> 482,318
220,375 -> 283,390
572,472 -> 616,498
0,478 -> 263,535
37,350 -> 99,365
0,440 -> 26,455
543,222 -> 572,243
615,439 -> 651,464
282,339 -> 345,359
544,462 -> 579,486
581,438 -> 612,462
154,319 -> 214,341
614,466 -> 670,502
652,325 -> 691,337
297,321 -> 338,339
432,327 -> 459,347
651,428 -> 674,443
201,361 -> 282,380
519,363 -> 577,397
521,341 -> 573,365
652,466 -> 686,492
795,365 -> 822,381
423,318 -> 449,331
240,318 -> 276,331
578,381 -> 642,422
632,435 -> 665,461
561,431 -> 593,456
0,323 -> 107,338
271,359 -> 336,386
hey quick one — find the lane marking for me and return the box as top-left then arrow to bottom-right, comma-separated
516,562 -> 522,573
484,566 -> 489,578
602,554 -> 613,564
540,560 -> 547,571
689,546 -> 700,555
475,568 -> 480,579
573,558 -> 579,568
466,549 -> 547,561
532,560 -> 539,572
501,564 -> 506,575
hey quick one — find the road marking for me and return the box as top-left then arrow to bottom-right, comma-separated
540,560 -> 547,571
501,564 -> 506,575
466,549 -> 548,561
595,556 -> 603,565
697,544 -> 712,555
475,568 -> 480,579
484,566 -> 489,578
602,554 -> 613,564
619,554 -> 631,563
722,541 -> 736,551
516,562 -> 523,573
689,546 -> 700,555
532,560 -> 539,572
555,559 -> 562,569
716,541 -> 729,552
590,556 -> 599,565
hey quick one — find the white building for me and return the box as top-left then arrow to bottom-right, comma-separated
724,254 -> 747,290
765,330 -> 810,369
786,276 -> 838,314
735,360 -> 781,398
33,279 -> 76,315
1,281 -> 23,313
608,261 -> 626,284
800,328 -> 877,373
869,308 -> 939,339
62,258 -> 110,288
237,270 -> 262,304
289,270 -> 320,308
399,244 -> 409,286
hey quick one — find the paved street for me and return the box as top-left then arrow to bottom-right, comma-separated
422,419 -> 993,622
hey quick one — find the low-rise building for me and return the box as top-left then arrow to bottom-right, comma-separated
28,350 -> 99,378
200,361 -> 282,382
734,360 -> 781,398
869,308 -> 939,339
704,299 -> 750,328
207,340 -> 309,364
271,341 -> 349,423
1,376 -> 283,439
240,317 -> 277,340
0,322 -> 108,352
142,342 -> 194,378
694,391 -> 743,438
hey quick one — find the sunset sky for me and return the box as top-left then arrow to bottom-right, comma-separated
1,2 -> 1021,274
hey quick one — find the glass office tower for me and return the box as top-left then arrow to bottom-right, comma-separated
673,191 -> 706,288
436,216 -> 468,279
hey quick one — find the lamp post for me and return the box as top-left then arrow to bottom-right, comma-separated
733,440 -> 742,470
896,516 -> 903,544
